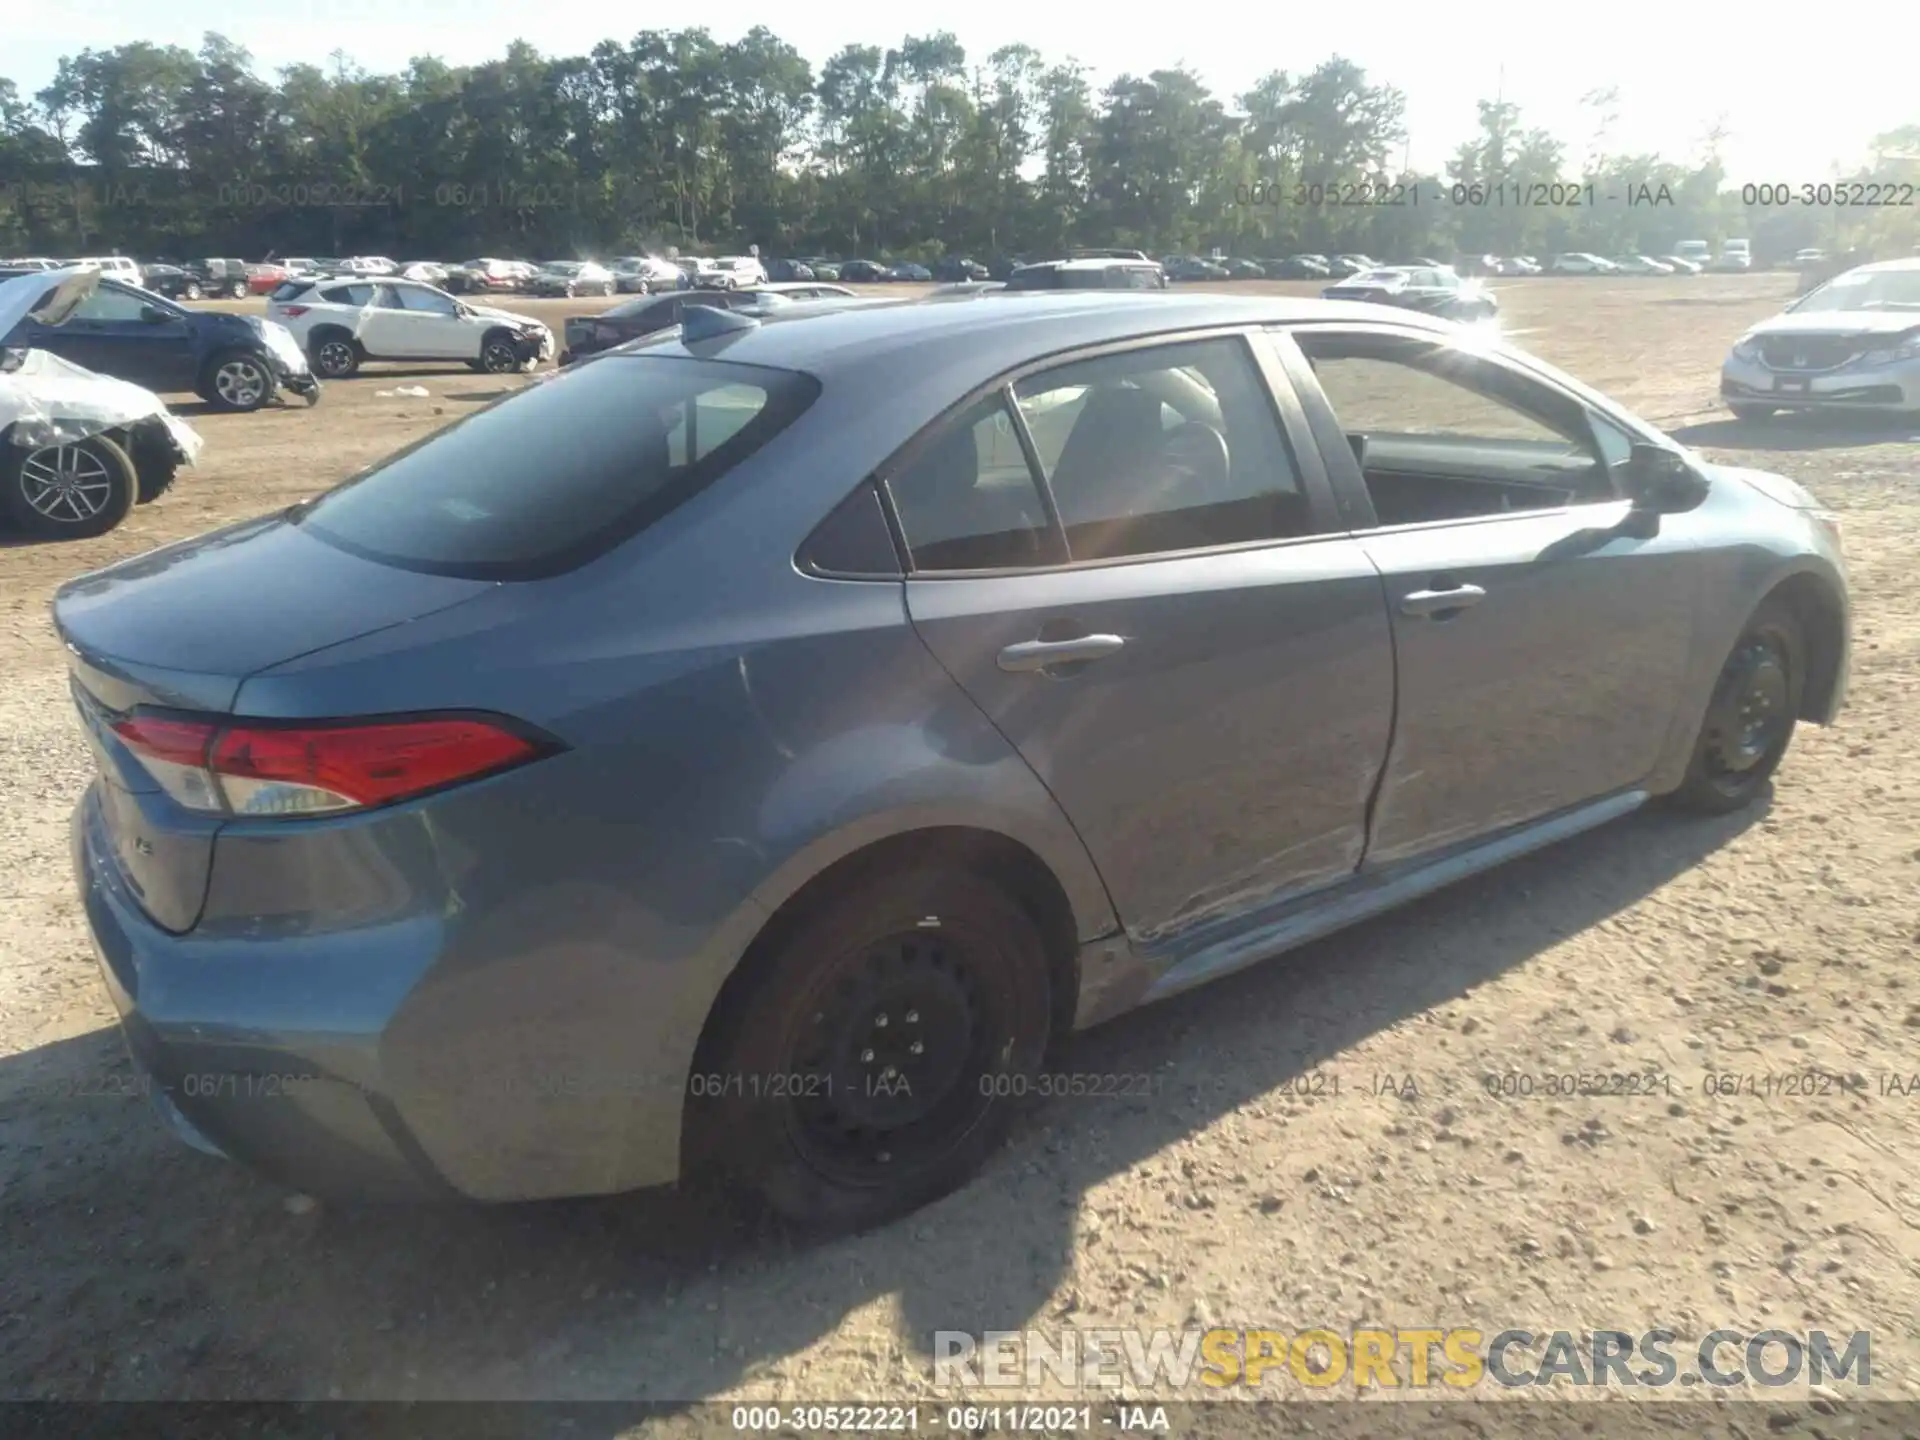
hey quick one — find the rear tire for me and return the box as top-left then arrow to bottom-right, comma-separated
229,281 -> 248,300
308,330 -> 361,379
1668,597 -> 1804,814
687,865 -> 1053,1233
0,433 -> 137,540
183,282 -> 203,301
1728,403 -> 1774,421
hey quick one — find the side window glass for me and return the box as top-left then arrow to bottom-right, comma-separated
1013,336 -> 1316,561
1589,412 -> 1635,469
888,396 -> 1057,571
71,287 -> 154,322
1297,337 -> 1613,525
399,286 -> 457,315
376,285 -> 407,309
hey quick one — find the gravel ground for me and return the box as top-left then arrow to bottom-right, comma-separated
1,276 -> 1917,1417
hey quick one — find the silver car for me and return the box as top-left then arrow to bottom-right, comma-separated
61,292 -> 1848,1231
1722,257 -> 1920,420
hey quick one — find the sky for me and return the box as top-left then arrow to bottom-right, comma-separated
13,0 -> 1916,182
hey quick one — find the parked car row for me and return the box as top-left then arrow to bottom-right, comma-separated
1320,265 -> 1498,320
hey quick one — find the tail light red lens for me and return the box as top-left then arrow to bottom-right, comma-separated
279,304 -> 310,317
110,714 -> 548,818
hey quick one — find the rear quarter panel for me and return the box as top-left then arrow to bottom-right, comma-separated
221,392 -> 1116,1194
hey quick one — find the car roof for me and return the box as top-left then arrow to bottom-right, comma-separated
1021,257 -> 1158,272
643,290 -> 1451,387
1848,257 -> 1920,274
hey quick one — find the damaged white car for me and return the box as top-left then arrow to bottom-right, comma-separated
0,268 -> 203,540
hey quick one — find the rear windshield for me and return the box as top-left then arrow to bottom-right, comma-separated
269,280 -> 315,301
293,356 -> 821,580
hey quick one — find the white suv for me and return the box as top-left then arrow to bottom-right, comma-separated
701,256 -> 768,289
266,276 -> 555,377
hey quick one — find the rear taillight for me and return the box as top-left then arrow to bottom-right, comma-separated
109,714 -> 549,818
279,304 -> 310,317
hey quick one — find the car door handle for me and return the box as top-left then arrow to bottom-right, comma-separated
997,635 -> 1127,672
1400,584 -> 1487,618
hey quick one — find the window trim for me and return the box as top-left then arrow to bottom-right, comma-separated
1279,321 -> 1637,537
871,325 -> 1347,580
795,479 -> 907,580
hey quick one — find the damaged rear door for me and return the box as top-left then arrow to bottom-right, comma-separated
894,330 -> 1397,948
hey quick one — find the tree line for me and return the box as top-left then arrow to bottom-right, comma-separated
2,32 -> 1915,264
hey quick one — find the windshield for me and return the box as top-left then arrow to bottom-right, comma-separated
1791,268 -> 1920,313
1352,269 -> 1408,285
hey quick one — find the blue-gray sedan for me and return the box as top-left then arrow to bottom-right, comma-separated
59,291 -> 1849,1230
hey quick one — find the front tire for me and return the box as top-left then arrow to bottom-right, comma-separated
183,281 -> 203,301
1,434 -> 137,540
201,350 -> 276,412
1728,403 -> 1774,421
478,331 -> 525,374
1668,598 -> 1804,814
688,865 -> 1054,1233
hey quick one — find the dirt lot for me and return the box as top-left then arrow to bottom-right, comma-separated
3,276 -> 1918,1415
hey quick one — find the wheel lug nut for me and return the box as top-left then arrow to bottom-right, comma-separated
883,1066 -> 897,1080
874,1014 -> 888,1028
861,1049 -> 875,1063
910,1041 -> 924,1055
905,1010 -> 919,1024
877,1151 -> 892,1163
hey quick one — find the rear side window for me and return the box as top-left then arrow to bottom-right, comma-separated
1004,267 -> 1061,291
320,283 -> 376,305
294,357 -> 821,579
886,396 -> 1062,571
269,280 -> 314,302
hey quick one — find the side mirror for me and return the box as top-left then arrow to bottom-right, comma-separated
1621,442 -> 1709,513
139,303 -> 171,325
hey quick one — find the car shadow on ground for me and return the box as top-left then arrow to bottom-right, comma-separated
0,799 -> 1764,1407
1671,412 -> 1920,452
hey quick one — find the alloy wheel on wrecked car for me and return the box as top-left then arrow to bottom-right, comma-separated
215,359 -> 266,407
20,445 -> 114,522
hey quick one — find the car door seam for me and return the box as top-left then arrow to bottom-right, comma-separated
1351,541 -> 1401,872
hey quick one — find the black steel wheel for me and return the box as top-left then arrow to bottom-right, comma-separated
479,332 -> 524,373
308,331 -> 361,379
688,865 -> 1053,1232
1669,598 -> 1804,813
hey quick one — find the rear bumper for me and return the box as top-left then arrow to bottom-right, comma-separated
72,784 -> 693,1203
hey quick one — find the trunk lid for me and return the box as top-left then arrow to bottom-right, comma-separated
56,512 -> 494,932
